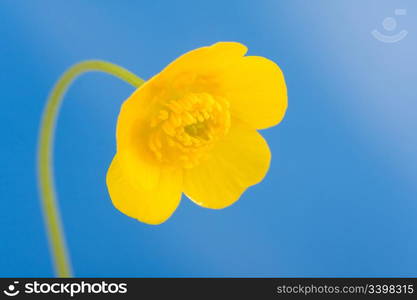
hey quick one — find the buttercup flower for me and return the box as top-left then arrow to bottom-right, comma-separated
106,42 -> 287,224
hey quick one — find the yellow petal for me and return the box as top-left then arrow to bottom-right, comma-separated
157,42 -> 247,81
220,56 -> 287,130
106,155 -> 183,225
155,42 -> 286,130
115,81 -> 161,189
183,119 -> 271,209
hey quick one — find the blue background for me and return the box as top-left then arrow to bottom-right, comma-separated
1,0 -> 416,277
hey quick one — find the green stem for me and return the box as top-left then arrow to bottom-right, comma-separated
37,60 -> 145,277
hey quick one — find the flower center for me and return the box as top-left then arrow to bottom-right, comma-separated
148,92 -> 230,168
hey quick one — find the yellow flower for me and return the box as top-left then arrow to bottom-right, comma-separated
106,42 -> 287,224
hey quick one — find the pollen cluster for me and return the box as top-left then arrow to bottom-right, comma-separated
148,92 -> 231,168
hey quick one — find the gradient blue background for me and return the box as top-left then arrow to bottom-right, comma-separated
1,0 -> 416,277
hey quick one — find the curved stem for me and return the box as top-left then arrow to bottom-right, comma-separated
37,60 -> 145,277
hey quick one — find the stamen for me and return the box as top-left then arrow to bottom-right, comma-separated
148,92 -> 230,168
